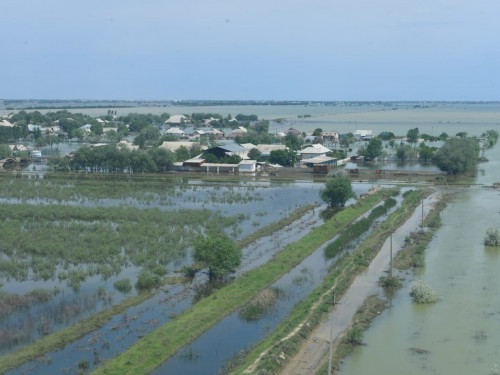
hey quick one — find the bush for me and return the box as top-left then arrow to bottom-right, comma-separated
114,278 -> 132,293
378,275 -> 402,289
484,228 -> 500,247
343,327 -> 363,346
135,270 -> 160,291
410,280 -> 438,303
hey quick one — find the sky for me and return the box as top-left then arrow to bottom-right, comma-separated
1,0 -> 499,101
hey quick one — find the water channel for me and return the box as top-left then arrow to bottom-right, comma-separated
337,144 -> 500,375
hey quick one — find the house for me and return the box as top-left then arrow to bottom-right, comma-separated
300,144 -> 331,160
240,143 -> 287,158
353,130 -> 373,140
165,127 -> 185,137
164,115 -> 188,126
201,143 -> 249,159
159,141 -> 202,152
238,160 -> 257,173
80,124 -> 93,133
117,140 -> 139,151
230,126 -> 248,138
0,119 -> 14,127
302,155 -> 337,168
321,131 -> 339,143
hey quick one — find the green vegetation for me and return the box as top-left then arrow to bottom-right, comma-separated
90,189 -> 392,375
0,292 -> 154,375
406,127 -> 420,145
228,189 -> 428,375
238,288 -> 283,322
359,138 -> 383,160
324,197 -> 397,259
320,175 -> 355,208
482,129 -> 499,149
113,278 -> 132,293
484,228 -> 500,247
193,231 -> 242,280
434,137 -> 480,175
410,280 -> 438,303
0,202 -> 239,286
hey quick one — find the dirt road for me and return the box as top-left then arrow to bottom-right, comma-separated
279,192 -> 440,375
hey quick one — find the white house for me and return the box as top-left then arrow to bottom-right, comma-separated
165,127 -> 185,137
300,144 -> 331,160
165,115 -> 188,126
238,160 -> 257,173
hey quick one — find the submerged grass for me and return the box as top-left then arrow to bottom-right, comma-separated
0,291 -> 153,375
90,188 -> 394,375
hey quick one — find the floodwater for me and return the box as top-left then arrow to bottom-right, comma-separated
337,145 -> 500,374
150,195 -> 403,375
3,183 -> 372,375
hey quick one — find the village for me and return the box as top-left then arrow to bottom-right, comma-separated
0,110 -> 447,177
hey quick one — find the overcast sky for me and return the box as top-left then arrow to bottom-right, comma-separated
2,0 -> 499,101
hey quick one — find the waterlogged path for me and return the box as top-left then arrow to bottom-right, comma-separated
280,192 -> 440,375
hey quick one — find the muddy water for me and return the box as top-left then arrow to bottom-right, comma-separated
338,145 -> 500,375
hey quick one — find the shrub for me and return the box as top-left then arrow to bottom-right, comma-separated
135,270 -> 160,291
378,275 -> 402,289
484,228 -> 500,247
114,278 -> 132,293
343,327 -> 363,346
410,280 -> 438,303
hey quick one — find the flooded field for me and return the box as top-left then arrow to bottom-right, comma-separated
0,171 -> 374,375
337,141 -> 500,374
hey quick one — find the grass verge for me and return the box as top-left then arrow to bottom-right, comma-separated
90,188 -> 395,375
0,292 -> 153,375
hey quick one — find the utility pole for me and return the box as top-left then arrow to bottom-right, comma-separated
421,196 -> 424,230
327,290 -> 336,375
390,231 -> 393,278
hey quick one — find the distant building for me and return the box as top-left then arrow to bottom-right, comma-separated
164,115 -> 188,126
321,131 -> 339,143
353,130 -> 373,140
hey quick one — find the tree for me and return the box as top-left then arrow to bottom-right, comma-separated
396,144 -> 417,162
378,131 -> 395,140
247,148 -> 261,161
269,149 -> 296,166
320,175 -> 355,208
418,143 -> 436,162
0,144 -> 12,159
312,128 -> 323,136
193,231 -> 241,280
363,138 -> 383,160
456,131 -> 468,138
284,132 -> 302,152
406,128 -> 419,145
434,137 -> 480,175
439,132 -> 448,140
